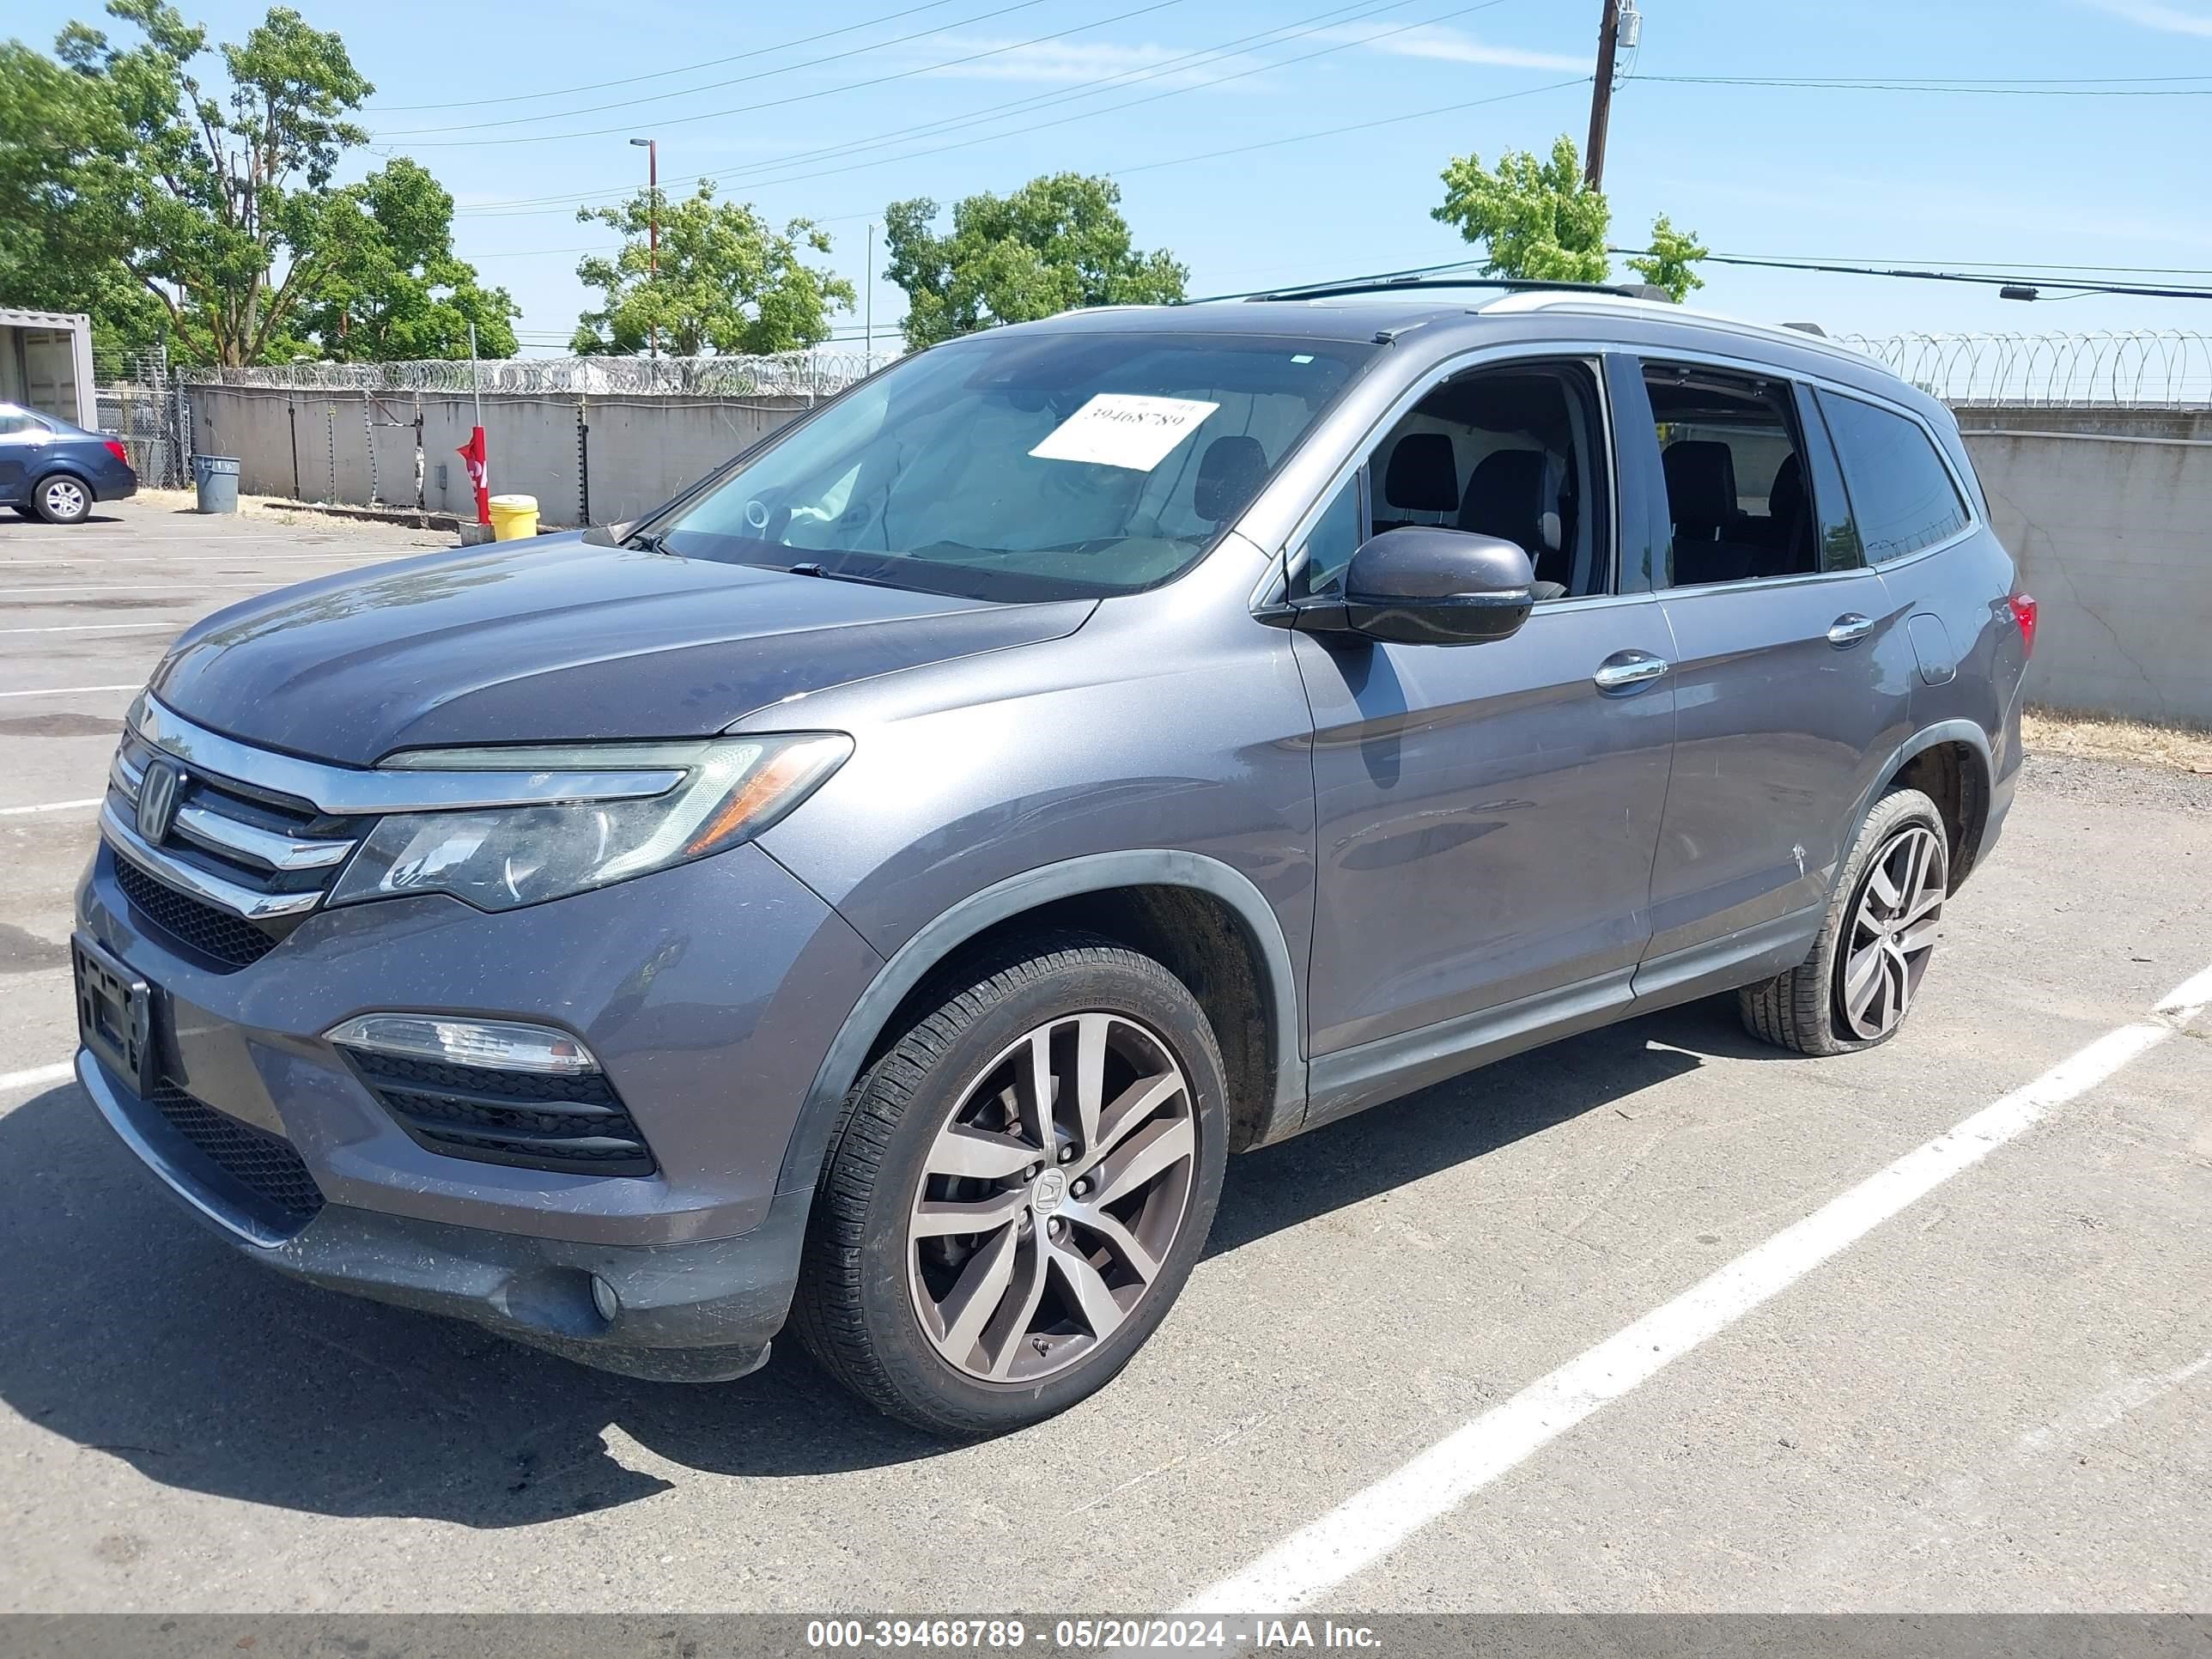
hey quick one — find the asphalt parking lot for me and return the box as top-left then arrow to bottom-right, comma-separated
2,499 -> 2208,1616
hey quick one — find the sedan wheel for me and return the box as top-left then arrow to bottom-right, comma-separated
33,474 -> 90,525
908,1012 -> 1198,1384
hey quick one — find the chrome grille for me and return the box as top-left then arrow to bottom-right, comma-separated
103,725 -> 364,957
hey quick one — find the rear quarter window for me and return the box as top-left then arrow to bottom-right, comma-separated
1815,389 -> 1970,563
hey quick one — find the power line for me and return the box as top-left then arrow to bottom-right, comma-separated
364,0 -> 975,111
1611,248 -> 2212,301
453,0 -> 1426,217
610,0 -> 1535,203
373,0 -> 1055,137
383,0 -> 1188,148
1633,72 -> 2212,96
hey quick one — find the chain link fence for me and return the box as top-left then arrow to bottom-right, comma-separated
1840,331 -> 2212,408
92,348 -> 192,488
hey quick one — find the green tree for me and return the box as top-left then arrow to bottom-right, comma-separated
1624,213 -> 1709,303
0,36 -> 167,362
0,2 -> 514,365
1431,133 -> 1706,302
571,182 -> 853,356
293,158 -> 518,361
884,172 -> 1188,349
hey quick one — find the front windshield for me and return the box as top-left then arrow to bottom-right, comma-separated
653,328 -> 1376,602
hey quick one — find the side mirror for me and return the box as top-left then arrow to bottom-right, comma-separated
1340,526 -> 1537,646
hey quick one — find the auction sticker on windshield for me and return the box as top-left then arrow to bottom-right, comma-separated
1029,394 -> 1221,471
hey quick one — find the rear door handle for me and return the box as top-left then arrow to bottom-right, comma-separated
1827,612 -> 1875,647
1593,649 -> 1669,694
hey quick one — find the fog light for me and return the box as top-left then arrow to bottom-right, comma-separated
324,1014 -> 600,1075
592,1275 -> 620,1322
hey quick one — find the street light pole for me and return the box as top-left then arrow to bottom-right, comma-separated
629,137 -> 659,359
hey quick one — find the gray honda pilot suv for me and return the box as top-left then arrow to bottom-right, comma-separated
75,283 -> 2033,1435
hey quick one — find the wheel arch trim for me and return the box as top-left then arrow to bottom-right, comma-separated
1837,718 -> 1995,901
775,850 -> 1307,1196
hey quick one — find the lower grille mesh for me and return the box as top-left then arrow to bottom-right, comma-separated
342,1051 -> 655,1177
146,1079 -> 325,1228
115,859 -> 279,970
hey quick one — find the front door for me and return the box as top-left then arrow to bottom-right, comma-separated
1291,358 -> 1676,1074
1631,361 -> 1911,975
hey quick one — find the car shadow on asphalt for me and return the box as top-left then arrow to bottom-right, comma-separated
0,994 -> 1800,1527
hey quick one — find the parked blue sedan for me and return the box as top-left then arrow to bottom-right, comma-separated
0,401 -> 138,524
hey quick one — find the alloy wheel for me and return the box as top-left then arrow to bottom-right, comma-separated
41,477 -> 88,520
1837,823 -> 1946,1040
907,1012 -> 1198,1385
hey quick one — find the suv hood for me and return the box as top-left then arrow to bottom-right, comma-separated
149,536 -> 1094,765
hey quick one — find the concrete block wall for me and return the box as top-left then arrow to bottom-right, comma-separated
1956,406 -> 2212,725
190,385 -> 817,530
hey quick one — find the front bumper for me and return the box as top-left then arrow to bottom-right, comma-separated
76,1049 -> 805,1378
74,834 -> 883,1376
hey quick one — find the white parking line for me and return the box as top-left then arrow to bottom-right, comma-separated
0,583 -> 270,593
0,623 -> 174,636
0,799 -> 100,817
0,684 -> 140,700
0,1062 -> 72,1095
1182,963 -> 2212,1616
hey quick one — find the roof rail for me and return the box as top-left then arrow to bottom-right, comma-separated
1242,276 -> 1657,304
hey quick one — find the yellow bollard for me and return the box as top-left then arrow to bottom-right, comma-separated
487,493 -> 540,541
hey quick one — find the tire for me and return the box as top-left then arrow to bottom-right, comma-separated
29,472 -> 92,526
794,932 -> 1229,1437
1740,787 -> 1950,1056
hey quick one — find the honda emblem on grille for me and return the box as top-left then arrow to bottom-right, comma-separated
137,758 -> 185,844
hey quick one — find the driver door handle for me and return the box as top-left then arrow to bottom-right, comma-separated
1593,649 -> 1669,694
1827,612 -> 1875,647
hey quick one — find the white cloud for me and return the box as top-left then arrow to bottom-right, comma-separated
1312,23 -> 1589,72
2083,0 -> 2212,33
920,38 -> 1272,88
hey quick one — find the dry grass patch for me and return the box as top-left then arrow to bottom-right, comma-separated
2023,706 -> 2212,774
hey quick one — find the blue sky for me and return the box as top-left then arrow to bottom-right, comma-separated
15,0 -> 2212,351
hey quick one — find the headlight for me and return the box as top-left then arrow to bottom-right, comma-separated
328,733 -> 851,911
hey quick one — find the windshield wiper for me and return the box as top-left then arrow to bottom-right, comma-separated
624,527 -> 672,555
787,561 -> 908,590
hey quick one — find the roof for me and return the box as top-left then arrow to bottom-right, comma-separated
0,308 -> 91,331
1004,285 -> 1930,415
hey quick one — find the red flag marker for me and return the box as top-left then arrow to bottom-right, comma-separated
457,427 -> 489,526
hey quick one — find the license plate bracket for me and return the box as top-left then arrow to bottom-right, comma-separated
73,933 -> 158,1099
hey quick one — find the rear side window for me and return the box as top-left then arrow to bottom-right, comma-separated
1814,391 -> 1969,562
1643,362 -> 1820,586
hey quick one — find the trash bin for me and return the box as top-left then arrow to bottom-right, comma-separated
488,493 -> 540,541
192,454 -> 240,515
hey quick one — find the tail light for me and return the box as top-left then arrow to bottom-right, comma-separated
103,439 -> 130,466
2008,592 -> 2038,659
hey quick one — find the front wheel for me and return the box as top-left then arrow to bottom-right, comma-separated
29,472 -> 92,525
794,934 -> 1228,1437
1740,787 -> 1949,1055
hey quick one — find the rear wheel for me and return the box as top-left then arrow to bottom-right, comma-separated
794,934 -> 1227,1437
1740,787 -> 1948,1055
29,472 -> 91,525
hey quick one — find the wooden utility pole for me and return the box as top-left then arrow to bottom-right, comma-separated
1584,0 -> 1622,191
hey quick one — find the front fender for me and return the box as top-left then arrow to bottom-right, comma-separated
773,849 -> 1308,1196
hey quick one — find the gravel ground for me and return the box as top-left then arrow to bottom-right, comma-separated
2021,750 -> 2212,815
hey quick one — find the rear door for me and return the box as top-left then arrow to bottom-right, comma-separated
1291,354 -> 1676,1088
1631,357 -> 1913,990
0,408 -> 40,501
